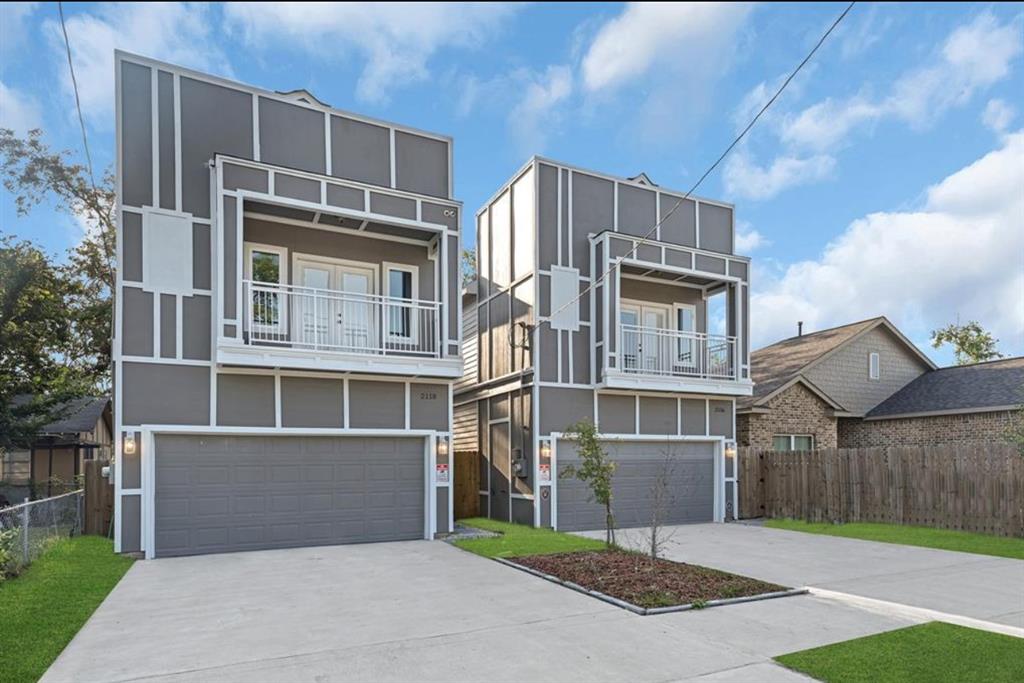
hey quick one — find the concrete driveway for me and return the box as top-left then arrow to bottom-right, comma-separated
43,537 -> 918,683
592,522 -> 1024,629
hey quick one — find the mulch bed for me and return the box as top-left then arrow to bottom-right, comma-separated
514,549 -> 787,609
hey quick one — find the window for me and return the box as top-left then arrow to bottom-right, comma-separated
385,264 -> 418,342
869,352 -> 880,380
676,304 -> 696,366
244,243 -> 287,332
773,435 -> 815,451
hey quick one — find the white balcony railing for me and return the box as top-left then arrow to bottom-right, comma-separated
242,280 -> 442,358
619,324 -> 737,381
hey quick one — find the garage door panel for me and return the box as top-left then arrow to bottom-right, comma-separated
155,435 -> 425,557
557,441 -> 715,532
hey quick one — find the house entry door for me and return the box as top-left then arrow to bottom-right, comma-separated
294,256 -> 377,352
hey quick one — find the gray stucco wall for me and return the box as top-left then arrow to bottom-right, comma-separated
804,326 -> 931,415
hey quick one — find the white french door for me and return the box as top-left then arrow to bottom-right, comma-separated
293,256 -> 377,351
620,303 -> 669,371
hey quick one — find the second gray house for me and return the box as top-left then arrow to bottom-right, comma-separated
455,160 -> 752,528
114,53 -> 461,557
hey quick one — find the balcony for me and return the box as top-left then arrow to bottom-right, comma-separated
216,280 -> 461,377
620,325 -> 738,381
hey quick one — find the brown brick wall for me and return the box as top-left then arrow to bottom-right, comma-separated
737,382 -> 838,450
838,410 -> 1020,448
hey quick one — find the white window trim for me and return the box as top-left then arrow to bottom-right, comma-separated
868,351 -> 880,380
384,261 -> 420,344
773,434 -> 815,451
243,242 -> 288,334
674,302 -> 698,369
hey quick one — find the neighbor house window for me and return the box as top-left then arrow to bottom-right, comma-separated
244,243 -> 287,332
385,264 -> 418,342
869,352 -> 880,380
773,435 -> 815,451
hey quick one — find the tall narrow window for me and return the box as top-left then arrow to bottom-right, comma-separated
244,243 -> 286,333
869,352 -> 880,380
386,265 -> 417,342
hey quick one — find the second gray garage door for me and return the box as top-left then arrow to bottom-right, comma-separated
557,440 -> 715,531
155,435 -> 425,557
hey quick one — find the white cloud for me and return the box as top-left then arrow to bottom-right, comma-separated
723,150 -> 835,200
581,2 -> 753,92
508,65 -> 574,153
0,80 -> 42,133
1,3 -> 38,57
731,11 -> 1023,199
44,3 -> 231,129
983,98 -> 1016,133
224,3 -> 517,104
750,131 -> 1024,355
839,3 -> 890,60
734,220 -> 769,252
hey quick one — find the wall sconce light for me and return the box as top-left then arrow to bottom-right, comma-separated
124,433 -> 136,455
725,442 -> 736,461
436,438 -> 449,458
540,441 -> 551,460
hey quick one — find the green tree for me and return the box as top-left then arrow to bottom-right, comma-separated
930,321 -> 1003,366
461,248 -> 477,287
0,237 -> 90,448
560,419 -> 617,546
0,128 -> 115,384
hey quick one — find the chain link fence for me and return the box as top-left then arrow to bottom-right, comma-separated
1,490 -> 83,578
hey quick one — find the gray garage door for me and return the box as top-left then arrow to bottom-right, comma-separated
557,440 -> 715,531
155,435 -> 425,557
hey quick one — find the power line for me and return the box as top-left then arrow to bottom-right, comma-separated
58,1 -> 97,191
533,1 -> 856,340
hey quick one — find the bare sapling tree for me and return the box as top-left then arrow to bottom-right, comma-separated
642,439 -> 682,564
561,419 -> 617,546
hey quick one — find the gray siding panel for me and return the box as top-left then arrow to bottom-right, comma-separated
709,400 -> 734,438
617,184 -> 656,237
410,383 -> 449,430
154,435 -> 425,556
598,394 -> 635,434
223,164 -> 269,193
681,399 -> 707,435
217,374 -> 276,427
452,403 -> 478,451
571,173 -> 613,276
182,295 -> 211,360
121,62 -> 152,208
539,387 -> 593,436
123,212 -> 143,281
157,71 -> 176,210
121,494 -> 141,553
698,203 -> 733,254
325,184 -> 365,211
122,287 -> 154,357
695,253 -> 727,275
122,431 -> 142,488
557,441 -> 714,531
258,97 -> 326,174
348,380 -> 405,429
122,362 -> 210,426
639,397 -> 677,435
659,195 -> 696,247
421,202 -> 458,230
394,131 -> 448,198
276,174 -> 321,203
280,377 -> 344,428
160,294 -> 176,359
330,116 -> 390,187
192,223 -> 211,290
370,192 -> 416,220
180,77 -> 253,218
222,196 -> 237,319
538,164 -> 558,271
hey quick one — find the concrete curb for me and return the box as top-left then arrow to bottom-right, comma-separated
494,557 -> 809,616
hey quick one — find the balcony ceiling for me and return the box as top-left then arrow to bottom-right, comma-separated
245,199 -> 438,242
620,263 -> 721,286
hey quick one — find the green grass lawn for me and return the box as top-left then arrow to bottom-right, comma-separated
775,621 -> 1024,682
454,517 -> 607,558
764,519 -> 1024,560
0,536 -> 134,683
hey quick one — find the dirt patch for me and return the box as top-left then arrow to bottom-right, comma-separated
514,550 -> 787,608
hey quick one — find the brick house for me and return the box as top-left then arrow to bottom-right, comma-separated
840,357 -> 1024,448
737,317 -> 936,450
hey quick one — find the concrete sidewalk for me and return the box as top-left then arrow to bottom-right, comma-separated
590,523 -> 1024,628
43,539 -> 915,683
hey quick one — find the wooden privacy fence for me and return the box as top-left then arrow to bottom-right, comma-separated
739,443 -> 1024,537
453,450 -> 480,520
83,459 -> 114,536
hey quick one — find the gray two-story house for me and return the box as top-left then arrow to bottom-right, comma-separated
455,160 -> 752,529
114,53 -> 461,557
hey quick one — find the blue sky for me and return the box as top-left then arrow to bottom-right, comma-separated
2,2 -> 1022,364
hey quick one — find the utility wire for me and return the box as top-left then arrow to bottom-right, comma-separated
58,1 -> 97,191
531,1 -> 856,341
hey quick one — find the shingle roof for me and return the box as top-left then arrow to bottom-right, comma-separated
867,357 -> 1024,418
739,317 -> 884,409
38,397 -> 110,435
